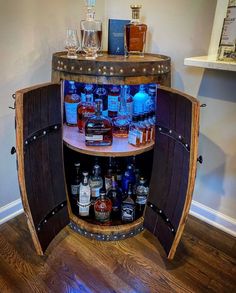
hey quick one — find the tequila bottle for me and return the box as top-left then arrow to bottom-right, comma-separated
124,5 -> 147,57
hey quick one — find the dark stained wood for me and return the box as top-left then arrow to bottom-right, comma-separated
144,86 -> 200,259
15,83 -> 69,255
51,51 -> 171,86
0,214 -> 235,293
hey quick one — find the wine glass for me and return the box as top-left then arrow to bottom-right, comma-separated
65,29 -> 80,59
82,29 -> 100,59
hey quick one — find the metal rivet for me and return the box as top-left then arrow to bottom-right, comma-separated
150,204 -> 153,208
143,68 -> 146,72
33,136 -> 36,140
58,60 -> 60,64
171,228 -> 174,232
166,66 -> 168,70
80,67 -> 83,71
64,65 -> 67,69
185,144 -> 189,148
61,204 -> 64,207
57,66 -> 60,70
159,127 -> 162,131
110,66 -> 114,71
161,65 -> 164,68
85,232 -> 87,235
43,131 -> 46,135
161,70 -> 164,74
132,68 -> 136,72
169,130 -> 172,134
152,68 -> 155,71
44,220 -> 47,223
71,66 -> 74,70
88,68 -> 91,72
158,65 -> 161,68
160,210 -> 162,214
38,227 -> 40,231
110,72 -> 114,76
103,72 -> 107,75
52,211 -> 55,215
166,218 -> 169,222
120,69 -> 124,73
54,126 -> 58,129
158,71 -> 161,74
179,135 -> 182,139
25,141 -> 28,145
98,68 -> 102,73
61,62 -> 64,65
123,235 -> 126,237
103,66 -> 106,70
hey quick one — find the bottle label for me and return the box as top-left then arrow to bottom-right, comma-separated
95,210 -> 110,222
126,101 -> 133,116
133,101 -> 144,115
85,135 -> 103,141
78,187 -> 90,216
65,102 -> 79,124
81,92 -> 86,102
128,131 -> 138,146
137,130 -> 143,144
108,95 -> 119,112
71,184 -> 80,196
136,195 -> 147,205
91,187 -> 100,198
105,177 -> 112,191
121,203 -> 135,221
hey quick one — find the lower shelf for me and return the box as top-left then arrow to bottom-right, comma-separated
69,213 -> 144,241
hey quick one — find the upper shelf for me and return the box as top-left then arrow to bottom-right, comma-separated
51,51 -> 171,86
184,56 -> 236,72
63,125 -> 154,157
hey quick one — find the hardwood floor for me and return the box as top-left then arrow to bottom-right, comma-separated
0,214 -> 235,293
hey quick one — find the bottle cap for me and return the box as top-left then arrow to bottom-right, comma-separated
85,0 -> 96,7
74,162 -> 81,167
82,171 -> 89,176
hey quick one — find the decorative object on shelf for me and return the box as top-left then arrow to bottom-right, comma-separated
218,1 -> 236,62
108,19 -> 130,55
81,0 -> 102,59
124,5 -> 147,57
65,29 -> 80,59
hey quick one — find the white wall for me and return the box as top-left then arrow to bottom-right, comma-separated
0,0 -> 235,235
0,0 -> 105,221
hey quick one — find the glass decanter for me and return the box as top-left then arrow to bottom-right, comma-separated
81,0 -> 102,59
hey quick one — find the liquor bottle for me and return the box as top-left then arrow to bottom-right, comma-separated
113,85 -> 130,138
133,85 -> 149,115
137,114 -> 147,145
107,176 -> 123,219
78,171 -> 91,217
146,83 -> 157,113
121,183 -> 135,222
94,188 -> 112,224
77,94 -> 95,133
124,85 -> 133,117
64,81 -> 80,126
148,111 -> 155,141
70,162 -> 81,209
85,99 -> 113,146
108,85 -> 120,118
80,0 -> 102,59
80,83 -> 94,103
89,164 -> 103,202
143,113 -> 152,143
124,5 -> 147,57
121,164 -> 136,193
115,159 -> 123,187
128,115 -> 141,147
94,86 -> 108,116
135,177 -> 148,217
104,157 -> 114,191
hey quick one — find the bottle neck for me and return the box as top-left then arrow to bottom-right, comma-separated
131,8 -> 141,23
86,7 -> 95,21
95,100 -> 102,116
82,176 -> 88,185
118,86 -> 128,114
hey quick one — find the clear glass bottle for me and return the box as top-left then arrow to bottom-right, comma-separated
147,83 -> 157,113
77,94 -> 95,133
121,183 -> 135,222
135,177 -> 148,218
89,164 -> 103,202
85,99 -> 113,146
94,189 -> 112,224
124,85 -> 133,117
78,171 -> 91,217
133,84 -> 149,115
128,115 -> 141,147
80,83 -> 94,103
124,5 -> 147,57
108,85 -> 120,118
94,86 -> 108,116
107,176 -> 123,219
64,81 -> 80,126
81,0 -> 102,59
113,85 -> 130,138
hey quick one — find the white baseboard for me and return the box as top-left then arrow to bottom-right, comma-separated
190,200 -> 236,237
0,198 -> 23,225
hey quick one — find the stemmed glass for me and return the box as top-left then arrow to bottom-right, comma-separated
82,29 -> 100,59
65,29 -> 80,59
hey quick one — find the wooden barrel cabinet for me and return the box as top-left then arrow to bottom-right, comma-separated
15,52 -> 199,260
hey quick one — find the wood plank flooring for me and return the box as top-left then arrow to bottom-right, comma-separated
0,214 -> 235,293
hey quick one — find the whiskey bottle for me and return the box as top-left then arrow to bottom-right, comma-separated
124,5 -> 147,57
121,183 -> 135,223
94,86 -> 108,117
78,171 -> 91,217
113,85 -> 130,138
64,81 -> 80,126
146,83 -> 157,113
108,85 -> 120,118
107,176 -> 122,219
94,189 -> 112,224
80,83 -> 94,103
128,115 -> 141,147
85,99 -> 113,146
89,164 -> 103,202
70,162 -> 81,210
77,94 -> 95,133
135,177 -> 148,217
